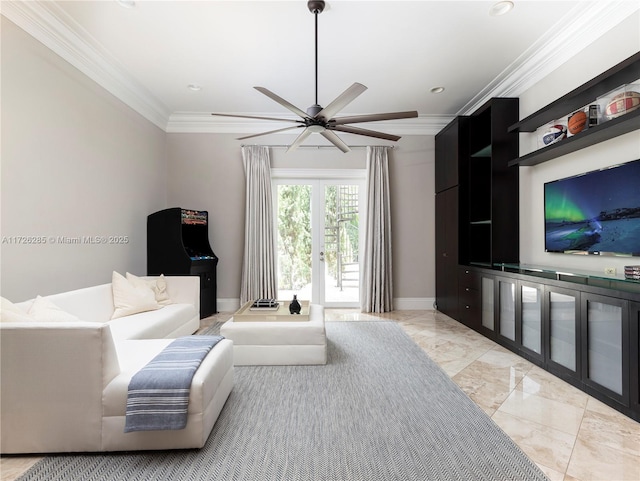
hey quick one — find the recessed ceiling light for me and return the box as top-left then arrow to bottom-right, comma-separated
489,1 -> 514,16
187,84 -> 202,91
116,0 -> 136,8
430,87 -> 445,94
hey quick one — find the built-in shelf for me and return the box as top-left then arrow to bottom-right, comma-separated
509,52 -> 640,133
508,108 -> 640,167
494,263 -> 640,295
471,145 -> 492,158
508,52 -> 640,167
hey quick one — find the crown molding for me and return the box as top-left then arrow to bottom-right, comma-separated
165,112 -> 452,135
1,0 -> 171,130
3,0 -> 637,133
458,0 -> 640,115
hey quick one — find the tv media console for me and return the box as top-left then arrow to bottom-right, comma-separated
458,263 -> 640,421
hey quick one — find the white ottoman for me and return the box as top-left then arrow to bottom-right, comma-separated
220,304 -> 327,366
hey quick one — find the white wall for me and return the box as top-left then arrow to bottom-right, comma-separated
1,18 -> 167,301
518,12 -> 640,275
165,133 -> 434,307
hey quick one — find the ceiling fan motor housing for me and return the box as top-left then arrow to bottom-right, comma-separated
306,104 -> 323,118
307,0 -> 325,14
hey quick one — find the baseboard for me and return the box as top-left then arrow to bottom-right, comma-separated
217,298 -> 242,313
393,298 -> 435,310
216,297 -> 435,313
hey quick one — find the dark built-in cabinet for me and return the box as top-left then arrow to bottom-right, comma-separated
466,98 -> 520,266
434,54 -> 640,421
466,265 -> 639,421
147,208 -> 218,318
435,117 -> 468,320
434,98 -> 519,321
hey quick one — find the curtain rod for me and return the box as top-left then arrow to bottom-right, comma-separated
240,144 -> 395,149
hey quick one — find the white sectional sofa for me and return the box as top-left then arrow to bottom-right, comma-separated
0,275 -> 234,454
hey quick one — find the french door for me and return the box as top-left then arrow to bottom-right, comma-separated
272,170 -> 365,308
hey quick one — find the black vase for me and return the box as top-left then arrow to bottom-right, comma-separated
289,294 -> 301,314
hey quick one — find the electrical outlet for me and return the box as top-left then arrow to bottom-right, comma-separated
604,267 -> 616,275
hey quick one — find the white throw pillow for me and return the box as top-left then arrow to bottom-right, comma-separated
28,295 -> 81,322
111,271 -> 161,319
125,272 -> 172,306
0,297 -> 34,323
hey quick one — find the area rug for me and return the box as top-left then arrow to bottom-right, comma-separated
17,321 -> 548,481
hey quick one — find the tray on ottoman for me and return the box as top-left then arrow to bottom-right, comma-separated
234,300 -> 310,321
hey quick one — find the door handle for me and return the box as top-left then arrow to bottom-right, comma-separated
319,251 -> 325,261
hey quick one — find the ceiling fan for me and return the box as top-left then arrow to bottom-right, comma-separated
211,0 -> 418,153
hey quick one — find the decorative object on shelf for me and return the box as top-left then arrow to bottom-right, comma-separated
567,110 -> 587,135
507,52 -> 640,167
624,265 -> 640,280
588,104 -> 599,127
289,294 -> 302,314
541,124 -> 567,146
605,90 -> 640,119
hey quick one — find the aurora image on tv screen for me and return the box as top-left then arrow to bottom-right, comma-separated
544,159 -> 640,256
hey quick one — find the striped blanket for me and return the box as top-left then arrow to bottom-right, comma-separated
124,335 -> 224,433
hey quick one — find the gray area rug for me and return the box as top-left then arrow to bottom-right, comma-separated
18,321 -> 548,481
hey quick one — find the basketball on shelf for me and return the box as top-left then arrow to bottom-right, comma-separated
568,110 -> 588,134
541,124 -> 567,146
605,91 -> 640,119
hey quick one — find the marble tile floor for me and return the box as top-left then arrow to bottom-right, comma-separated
2,309 -> 639,481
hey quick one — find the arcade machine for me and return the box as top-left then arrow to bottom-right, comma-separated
147,208 -> 218,318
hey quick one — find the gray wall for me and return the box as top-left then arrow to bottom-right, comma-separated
1,17 -> 167,301
165,134 -> 434,307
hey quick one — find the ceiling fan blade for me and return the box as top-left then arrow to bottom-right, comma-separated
254,87 -> 309,119
320,130 -> 351,153
211,112 -> 304,123
316,83 -> 367,120
330,125 -> 401,142
331,110 -> 419,125
286,128 -> 313,152
237,125 -> 304,141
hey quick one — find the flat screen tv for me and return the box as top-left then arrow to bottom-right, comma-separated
544,159 -> 640,257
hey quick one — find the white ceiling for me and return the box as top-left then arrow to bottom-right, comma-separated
3,1 -> 639,135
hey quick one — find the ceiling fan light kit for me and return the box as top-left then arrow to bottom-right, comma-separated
211,0 -> 417,153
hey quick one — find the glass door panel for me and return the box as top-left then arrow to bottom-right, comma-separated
499,280 -> 516,341
323,184 -> 360,304
521,284 -> 542,354
550,291 -> 577,372
482,277 -> 495,331
276,184 -> 312,302
586,300 -> 623,395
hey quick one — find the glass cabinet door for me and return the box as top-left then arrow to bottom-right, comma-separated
521,283 -> 542,355
481,276 -> 495,331
582,293 -> 628,402
498,279 -> 516,341
549,289 -> 578,372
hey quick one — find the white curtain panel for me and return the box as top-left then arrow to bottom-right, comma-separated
240,146 -> 277,305
361,146 -> 394,313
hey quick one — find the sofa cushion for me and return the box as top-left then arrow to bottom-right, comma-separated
126,272 -> 172,306
111,271 -> 160,319
108,303 -> 198,341
28,296 -> 81,322
0,297 -> 34,323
